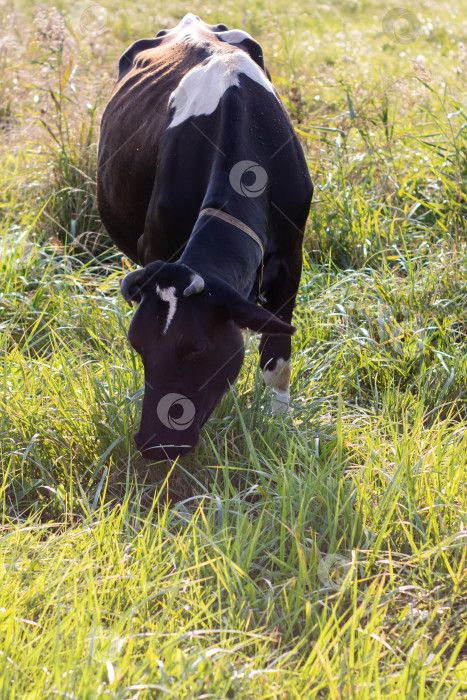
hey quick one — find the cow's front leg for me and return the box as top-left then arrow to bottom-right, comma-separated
258,251 -> 301,414
260,335 -> 292,414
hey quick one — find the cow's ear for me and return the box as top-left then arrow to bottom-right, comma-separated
217,292 -> 295,335
121,261 -> 165,305
121,269 -> 146,305
231,301 -> 296,335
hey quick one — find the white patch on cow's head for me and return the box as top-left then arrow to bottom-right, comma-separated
155,284 -> 178,335
168,51 -> 276,129
263,358 -> 291,415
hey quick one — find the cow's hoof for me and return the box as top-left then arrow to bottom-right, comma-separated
271,389 -> 289,415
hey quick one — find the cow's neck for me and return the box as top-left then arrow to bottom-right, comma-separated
179,208 -> 265,297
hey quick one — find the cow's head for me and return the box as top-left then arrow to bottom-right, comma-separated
121,262 -> 294,460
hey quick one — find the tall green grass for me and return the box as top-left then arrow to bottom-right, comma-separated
0,0 -> 466,696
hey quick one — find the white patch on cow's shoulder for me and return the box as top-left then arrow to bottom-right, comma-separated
155,284 -> 178,335
168,51 -> 275,128
217,29 -> 253,45
263,358 -> 291,415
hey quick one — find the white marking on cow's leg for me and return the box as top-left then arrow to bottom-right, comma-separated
155,284 -> 178,335
168,52 -> 276,128
263,358 -> 291,415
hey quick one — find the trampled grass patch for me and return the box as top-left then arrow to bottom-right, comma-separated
0,0 -> 466,697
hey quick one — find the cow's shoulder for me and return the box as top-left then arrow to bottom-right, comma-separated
118,37 -> 165,79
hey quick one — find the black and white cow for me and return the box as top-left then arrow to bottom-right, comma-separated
97,14 -> 313,460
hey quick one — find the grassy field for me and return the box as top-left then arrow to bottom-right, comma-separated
1,0 -> 467,696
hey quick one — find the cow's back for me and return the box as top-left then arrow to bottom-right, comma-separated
97,36 -> 216,261
97,17 -> 307,265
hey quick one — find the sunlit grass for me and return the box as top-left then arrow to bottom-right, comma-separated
0,0 -> 466,696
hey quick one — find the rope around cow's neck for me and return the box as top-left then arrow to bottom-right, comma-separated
198,207 -> 265,302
